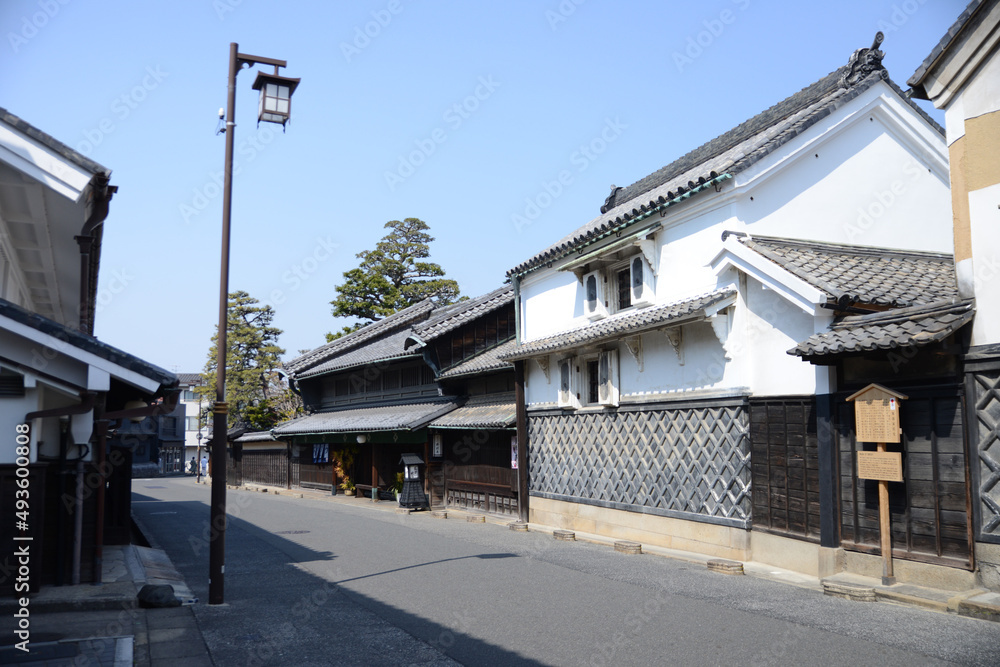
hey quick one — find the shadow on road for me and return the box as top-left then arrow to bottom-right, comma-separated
133,488 -> 545,666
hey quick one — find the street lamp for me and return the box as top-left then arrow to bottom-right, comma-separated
210,42 -> 299,606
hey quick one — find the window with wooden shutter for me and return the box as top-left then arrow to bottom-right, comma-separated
583,270 -> 607,320
597,349 -> 619,406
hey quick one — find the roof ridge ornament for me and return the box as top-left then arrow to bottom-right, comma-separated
601,185 -> 622,214
841,32 -> 886,88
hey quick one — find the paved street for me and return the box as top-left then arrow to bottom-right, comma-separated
133,478 -> 1000,666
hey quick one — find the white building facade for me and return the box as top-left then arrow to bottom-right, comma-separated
504,41 -> 975,581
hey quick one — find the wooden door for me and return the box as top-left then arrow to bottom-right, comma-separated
838,385 -> 973,569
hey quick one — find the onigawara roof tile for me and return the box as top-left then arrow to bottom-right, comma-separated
500,289 -> 737,361
272,399 -> 459,436
737,235 -> 957,307
507,39 -> 942,279
438,338 -> 516,379
788,299 -> 974,361
429,392 -> 516,429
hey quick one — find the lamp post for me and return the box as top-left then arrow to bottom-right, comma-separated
210,42 -> 299,606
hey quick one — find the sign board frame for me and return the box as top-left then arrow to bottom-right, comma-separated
857,450 -> 903,482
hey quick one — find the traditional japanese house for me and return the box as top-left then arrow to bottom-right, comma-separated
0,108 -> 178,593
278,287 -> 519,515
502,37 -> 975,584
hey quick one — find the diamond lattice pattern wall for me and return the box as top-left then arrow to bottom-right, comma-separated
528,402 -> 751,527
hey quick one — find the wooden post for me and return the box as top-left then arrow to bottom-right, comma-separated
846,383 -> 907,587
877,442 -> 894,585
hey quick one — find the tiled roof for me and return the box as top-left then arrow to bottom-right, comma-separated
177,373 -> 204,386
737,235 -> 957,307
508,43 -> 943,279
272,399 -> 459,435
285,299 -> 435,375
788,299 -> 974,360
296,327 -> 421,379
235,431 -> 282,443
429,393 -> 516,429
410,285 -> 513,343
0,297 -> 177,389
908,1 -> 986,95
0,106 -> 111,178
438,338 -> 516,379
500,289 -> 736,361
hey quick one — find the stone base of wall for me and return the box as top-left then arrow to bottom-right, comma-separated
976,542 -> 1000,592
750,532 -> 837,578
529,496 -> 750,561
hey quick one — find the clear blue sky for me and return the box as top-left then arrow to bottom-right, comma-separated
1,0 -> 965,373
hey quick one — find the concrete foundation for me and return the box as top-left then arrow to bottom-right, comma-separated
529,496 -> 750,560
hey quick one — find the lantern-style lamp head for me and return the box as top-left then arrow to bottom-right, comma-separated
251,70 -> 300,128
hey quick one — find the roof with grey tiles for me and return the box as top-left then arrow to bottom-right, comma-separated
296,327 -> 422,379
410,285 -> 513,343
234,431 -> 283,443
177,373 -> 204,386
438,338 -> 516,379
788,299 -> 974,361
737,235 -> 957,307
429,392 -> 516,429
508,43 -> 943,279
272,399 -> 459,435
908,1 -> 987,95
0,297 -> 177,389
500,289 -> 736,361
1,106 -> 111,178
285,299 -> 435,376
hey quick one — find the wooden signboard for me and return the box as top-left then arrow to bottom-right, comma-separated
846,384 -> 905,444
857,451 -> 903,482
845,383 -> 908,586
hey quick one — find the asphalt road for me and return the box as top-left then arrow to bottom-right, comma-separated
132,478 -> 1000,666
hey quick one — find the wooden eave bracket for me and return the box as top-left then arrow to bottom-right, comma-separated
663,328 -> 683,366
624,335 -> 643,371
534,356 -> 551,383
709,307 -> 733,360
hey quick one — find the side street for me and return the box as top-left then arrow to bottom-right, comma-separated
3,2 -> 1000,665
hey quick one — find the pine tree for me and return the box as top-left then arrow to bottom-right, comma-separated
197,291 -> 299,429
329,218 -> 459,336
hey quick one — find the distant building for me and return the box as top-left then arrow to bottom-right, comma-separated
178,372 -> 208,470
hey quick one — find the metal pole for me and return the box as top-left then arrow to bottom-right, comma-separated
210,41 -> 239,606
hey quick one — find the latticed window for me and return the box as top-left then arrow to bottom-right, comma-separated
616,267 -> 632,310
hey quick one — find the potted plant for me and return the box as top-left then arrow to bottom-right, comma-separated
390,472 -> 404,501
339,477 -> 355,496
